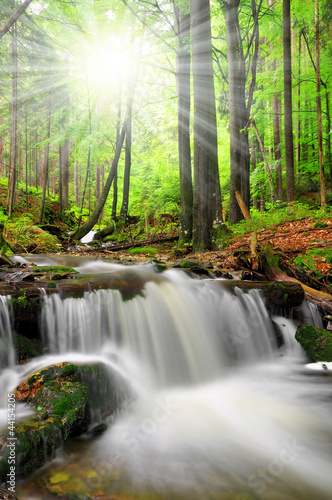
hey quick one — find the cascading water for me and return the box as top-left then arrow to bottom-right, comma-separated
1,259 -> 331,500
0,296 -> 18,428
40,271 -> 277,387
0,295 -> 15,369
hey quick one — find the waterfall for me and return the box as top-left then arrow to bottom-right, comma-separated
40,272 -> 278,388
0,261 -> 330,500
34,270 -> 332,500
0,296 -> 15,369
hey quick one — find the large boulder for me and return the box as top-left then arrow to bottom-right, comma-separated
295,324 -> 332,361
0,361 -> 130,484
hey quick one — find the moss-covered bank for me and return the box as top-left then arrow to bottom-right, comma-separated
0,361 -> 131,484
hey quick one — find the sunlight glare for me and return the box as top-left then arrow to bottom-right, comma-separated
85,39 -> 134,95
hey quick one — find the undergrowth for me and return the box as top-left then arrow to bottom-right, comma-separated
231,203 -> 331,237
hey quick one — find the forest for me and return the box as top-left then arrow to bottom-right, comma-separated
0,0 -> 331,254
2,3 -> 332,500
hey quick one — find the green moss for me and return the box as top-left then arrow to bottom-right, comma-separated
295,324 -> 332,361
127,247 -> 160,255
15,334 -> 43,362
60,363 -> 79,378
33,266 -> 78,274
9,296 -> 42,320
47,281 -> 57,288
313,221 -> 328,229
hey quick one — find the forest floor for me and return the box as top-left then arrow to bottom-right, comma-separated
1,182 -> 332,288
79,218 -> 332,280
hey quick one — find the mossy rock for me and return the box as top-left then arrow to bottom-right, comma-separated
0,361 -> 131,483
33,266 -> 78,275
34,381 -> 88,438
176,259 -> 213,269
4,224 -> 59,254
9,296 -> 43,342
14,334 -> 43,362
295,324 -> 332,361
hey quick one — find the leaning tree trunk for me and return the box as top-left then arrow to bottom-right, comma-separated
190,0 -> 222,252
0,0 -> 34,40
112,87 -> 122,220
70,123 -> 127,241
119,107 -> 132,222
174,3 -> 193,244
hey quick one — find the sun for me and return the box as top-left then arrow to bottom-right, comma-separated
83,38 -> 135,96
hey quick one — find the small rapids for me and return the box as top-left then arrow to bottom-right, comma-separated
0,258 -> 331,499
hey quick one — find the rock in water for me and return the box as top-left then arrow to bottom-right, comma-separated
295,324 -> 332,361
0,361 -> 131,483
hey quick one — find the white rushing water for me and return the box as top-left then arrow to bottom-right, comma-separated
40,271 -> 277,387
1,260 -> 332,499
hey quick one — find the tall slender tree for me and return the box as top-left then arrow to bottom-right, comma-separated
223,0 -> 261,224
174,1 -> 193,244
190,0 -> 222,252
283,0 -> 295,202
315,0 -> 326,206
8,22 -> 18,218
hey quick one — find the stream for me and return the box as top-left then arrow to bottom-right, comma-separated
0,256 -> 331,499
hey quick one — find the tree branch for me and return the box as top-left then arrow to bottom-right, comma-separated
0,0 -> 34,40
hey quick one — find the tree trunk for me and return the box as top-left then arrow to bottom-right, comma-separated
174,3 -> 193,244
59,145 -> 63,213
119,107 -> 132,222
283,0 -> 295,202
315,0 -> 326,207
95,164 -> 100,202
0,0 -> 34,40
112,88 -> 122,220
190,0 -> 222,252
25,110 -> 28,212
272,92 -> 283,201
38,94 -> 51,224
60,139 -> 70,211
325,92 -> 332,190
73,160 -> 79,206
8,23 -> 18,219
296,31 -> 302,172
249,120 -> 275,203
225,0 -> 251,224
250,138 -> 259,209
78,146 -> 91,226
70,122 -> 127,241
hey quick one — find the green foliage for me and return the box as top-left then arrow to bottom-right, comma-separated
14,334 -> 43,362
127,247 -> 161,255
232,203 -> 331,237
33,266 -> 78,274
4,217 -> 59,253
295,324 -> 332,361
293,254 -> 318,273
307,248 -> 332,263
313,221 -> 329,229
